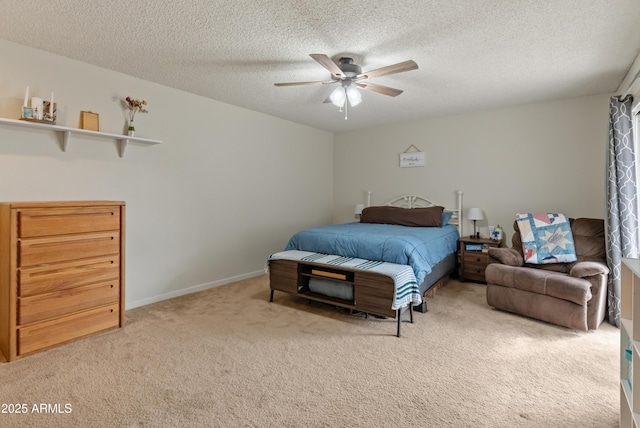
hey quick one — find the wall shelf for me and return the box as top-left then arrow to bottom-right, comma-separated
0,117 -> 161,158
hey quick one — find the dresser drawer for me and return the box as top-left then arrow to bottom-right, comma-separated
19,232 -> 120,267
18,207 -> 120,238
19,256 -> 120,297
18,303 -> 120,356
18,281 -> 120,325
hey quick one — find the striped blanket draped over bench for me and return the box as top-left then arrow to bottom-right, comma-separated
268,250 -> 422,310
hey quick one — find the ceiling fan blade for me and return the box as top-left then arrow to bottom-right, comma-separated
274,80 -> 334,87
356,82 -> 403,97
310,54 -> 345,78
357,60 -> 418,79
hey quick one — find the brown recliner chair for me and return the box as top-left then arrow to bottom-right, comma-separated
485,218 -> 609,331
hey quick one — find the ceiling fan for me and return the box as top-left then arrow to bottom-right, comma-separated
274,54 -> 418,119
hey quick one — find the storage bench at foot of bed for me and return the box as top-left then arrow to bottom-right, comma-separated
268,259 -> 414,337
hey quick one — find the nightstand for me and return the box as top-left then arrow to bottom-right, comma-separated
459,237 -> 500,283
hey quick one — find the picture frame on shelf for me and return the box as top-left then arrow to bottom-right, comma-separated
21,106 -> 34,119
80,111 -> 99,131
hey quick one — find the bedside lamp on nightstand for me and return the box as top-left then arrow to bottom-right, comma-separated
467,207 -> 484,238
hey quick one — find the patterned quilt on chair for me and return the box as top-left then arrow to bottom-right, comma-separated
516,213 -> 577,264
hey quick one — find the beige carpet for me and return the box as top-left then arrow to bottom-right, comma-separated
0,275 -> 619,427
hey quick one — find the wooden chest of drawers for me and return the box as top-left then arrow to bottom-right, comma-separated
0,201 -> 125,361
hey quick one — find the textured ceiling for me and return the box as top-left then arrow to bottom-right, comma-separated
1,0 -> 640,133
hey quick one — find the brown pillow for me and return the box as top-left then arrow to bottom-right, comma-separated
360,205 -> 444,227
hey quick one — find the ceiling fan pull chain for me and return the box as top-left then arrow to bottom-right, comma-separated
344,99 -> 348,120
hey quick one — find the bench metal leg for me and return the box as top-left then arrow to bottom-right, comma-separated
396,304 -> 415,337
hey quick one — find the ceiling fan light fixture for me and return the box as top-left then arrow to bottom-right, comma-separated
346,84 -> 362,107
330,86 -> 346,107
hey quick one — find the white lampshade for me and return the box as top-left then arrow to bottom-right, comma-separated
354,204 -> 365,215
330,86 -> 346,107
346,85 -> 362,107
467,207 -> 484,221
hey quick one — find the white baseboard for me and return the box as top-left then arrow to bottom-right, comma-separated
125,270 -> 266,310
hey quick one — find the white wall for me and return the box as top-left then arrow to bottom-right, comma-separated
0,39 -> 334,308
333,94 -> 609,242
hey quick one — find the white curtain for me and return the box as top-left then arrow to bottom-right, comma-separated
606,95 -> 639,327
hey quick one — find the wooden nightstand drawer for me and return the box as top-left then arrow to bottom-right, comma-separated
462,265 -> 487,282
463,252 -> 488,265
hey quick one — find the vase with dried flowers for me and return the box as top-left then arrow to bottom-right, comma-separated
125,96 -> 148,136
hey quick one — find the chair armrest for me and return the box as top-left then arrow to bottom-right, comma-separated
569,261 -> 610,278
487,248 -> 523,267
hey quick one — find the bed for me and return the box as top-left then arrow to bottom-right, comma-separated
268,192 -> 462,336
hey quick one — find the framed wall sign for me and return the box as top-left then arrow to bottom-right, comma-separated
399,151 -> 425,168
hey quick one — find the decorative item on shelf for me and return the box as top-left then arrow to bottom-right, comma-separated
20,86 -> 32,119
492,224 -> 503,242
20,88 -> 57,124
31,97 -> 44,120
467,207 -> 484,238
80,111 -> 99,131
124,96 -> 148,137
43,100 -> 57,124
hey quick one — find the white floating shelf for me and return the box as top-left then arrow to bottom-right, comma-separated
0,117 -> 162,158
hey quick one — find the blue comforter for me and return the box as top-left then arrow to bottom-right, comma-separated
284,222 -> 460,285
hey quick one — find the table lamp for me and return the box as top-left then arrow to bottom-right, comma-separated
467,207 -> 484,238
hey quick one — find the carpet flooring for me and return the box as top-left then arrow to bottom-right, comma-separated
0,275 -> 619,427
